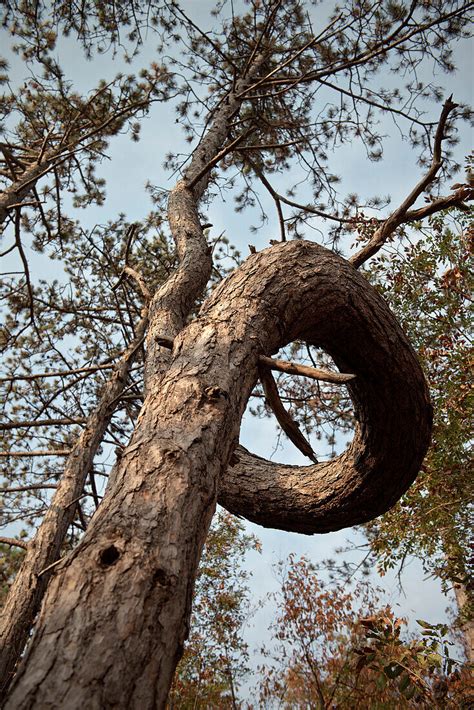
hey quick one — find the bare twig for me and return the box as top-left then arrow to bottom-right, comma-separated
0,418 -> 87,432
0,450 -> 72,458
350,97 -> 462,268
37,557 -> 65,577
123,224 -> 138,265
1,484 -> 58,493
122,266 -> 152,302
0,362 -> 118,383
259,355 -> 355,383
247,158 -> 352,225
14,210 -> 36,328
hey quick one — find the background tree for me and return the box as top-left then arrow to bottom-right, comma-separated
169,511 -> 259,708
0,1 -> 472,706
364,208 -> 473,662
257,555 -> 471,708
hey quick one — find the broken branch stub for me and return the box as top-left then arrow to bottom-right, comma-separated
258,354 -> 355,383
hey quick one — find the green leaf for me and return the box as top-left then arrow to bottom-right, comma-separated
426,652 -> 442,667
416,619 -> 433,630
398,674 -> 410,692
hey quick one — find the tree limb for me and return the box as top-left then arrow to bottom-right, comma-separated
0,418 -> 87,432
350,97 -> 464,268
259,355 -> 355,384
0,450 -> 72,458
0,302 -> 149,695
0,538 -> 28,551
259,364 -> 318,463
0,362 -> 118,383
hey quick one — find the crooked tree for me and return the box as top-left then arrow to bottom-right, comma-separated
0,1 -> 472,706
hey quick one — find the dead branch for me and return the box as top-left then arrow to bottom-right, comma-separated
259,355 -> 355,383
0,450 -> 72,458
0,362 -> 118,383
258,364 -> 318,463
0,418 -> 87,432
350,97 -> 465,268
1,484 -> 58,493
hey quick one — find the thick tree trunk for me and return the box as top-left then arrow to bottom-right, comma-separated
1,59 -> 265,699
5,241 -> 432,708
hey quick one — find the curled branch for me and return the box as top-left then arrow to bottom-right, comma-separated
212,240 -> 432,533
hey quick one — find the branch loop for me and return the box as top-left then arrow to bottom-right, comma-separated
213,241 -> 432,533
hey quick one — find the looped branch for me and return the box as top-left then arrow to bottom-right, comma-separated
212,240 -> 432,533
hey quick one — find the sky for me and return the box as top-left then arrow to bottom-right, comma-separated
1,0 -> 472,700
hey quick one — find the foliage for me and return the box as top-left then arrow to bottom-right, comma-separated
0,218 -> 173,541
257,555 -> 470,708
364,210 -> 472,592
168,510 -> 260,708
273,209 -> 473,650
0,543 -> 24,608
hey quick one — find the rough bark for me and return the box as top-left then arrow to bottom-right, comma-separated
5,241 -> 432,709
453,583 -> 474,664
2,56 -> 267,705
145,61 -> 265,389
0,307 -> 148,698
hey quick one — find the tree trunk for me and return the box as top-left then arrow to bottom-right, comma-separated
1,58 -> 265,700
5,241 -> 432,709
0,308 -> 148,697
453,582 -> 474,664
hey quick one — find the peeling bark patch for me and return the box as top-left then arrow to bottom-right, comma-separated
99,545 -> 121,566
